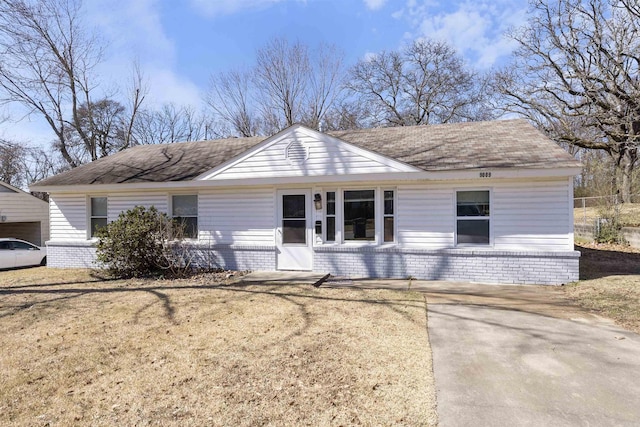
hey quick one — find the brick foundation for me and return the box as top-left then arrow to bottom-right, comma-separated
46,241 -> 276,272
46,241 -> 579,285
313,246 -> 580,285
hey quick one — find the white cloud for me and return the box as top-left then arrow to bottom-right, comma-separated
144,68 -> 202,107
396,0 -> 528,69
0,0 -> 206,148
85,0 -> 201,108
363,51 -> 378,61
363,0 -> 387,11
189,0 -> 289,17
0,105 -> 56,148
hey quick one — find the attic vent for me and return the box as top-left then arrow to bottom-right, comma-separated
285,140 -> 309,164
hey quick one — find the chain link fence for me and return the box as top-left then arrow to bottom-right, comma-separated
574,194 -> 640,227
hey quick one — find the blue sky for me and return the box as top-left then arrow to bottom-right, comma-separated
1,0 -> 530,147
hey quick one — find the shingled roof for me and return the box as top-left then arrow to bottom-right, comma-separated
33,119 -> 580,187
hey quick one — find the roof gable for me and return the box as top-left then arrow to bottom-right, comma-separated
198,125 -> 421,180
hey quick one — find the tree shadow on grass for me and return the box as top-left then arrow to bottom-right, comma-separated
0,280 -> 427,339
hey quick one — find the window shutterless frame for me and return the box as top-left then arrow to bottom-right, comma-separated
320,186 -> 397,245
325,190 -> 337,242
171,194 -> 198,239
343,189 -> 376,242
455,189 -> 491,246
89,196 -> 108,238
382,189 -> 395,243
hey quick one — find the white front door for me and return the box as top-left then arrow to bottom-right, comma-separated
276,189 -> 313,271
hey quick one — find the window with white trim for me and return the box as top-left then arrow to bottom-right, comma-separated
172,195 -> 198,239
456,190 -> 490,245
383,190 -> 395,242
322,188 -> 396,244
89,197 -> 107,238
343,190 -> 375,241
326,191 -> 336,242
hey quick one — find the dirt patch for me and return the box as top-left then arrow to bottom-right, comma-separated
566,243 -> 640,334
0,267 -> 436,426
576,242 -> 640,280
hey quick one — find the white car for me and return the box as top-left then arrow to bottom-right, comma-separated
0,238 -> 47,269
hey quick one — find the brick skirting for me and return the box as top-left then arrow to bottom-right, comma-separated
46,241 -> 579,285
313,246 -> 580,285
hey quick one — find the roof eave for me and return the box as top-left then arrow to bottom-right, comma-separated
30,166 -> 582,194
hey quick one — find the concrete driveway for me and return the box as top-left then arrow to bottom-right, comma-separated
419,282 -> 640,427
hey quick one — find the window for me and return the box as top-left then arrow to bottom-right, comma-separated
172,195 -> 198,238
90,197 -> 107,238
282,194 -> 306,244
344,190 -> 375,241
384,190 -> 394,242
326,191 -> 336,242
12,241 -> 39,250
456,190 -> 490,245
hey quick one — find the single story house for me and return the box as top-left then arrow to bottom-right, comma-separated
31,119 -> 582,285
0,180 -> 49,245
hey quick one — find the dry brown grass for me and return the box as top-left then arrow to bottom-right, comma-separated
566,243 -> 640,334
573,202 -> 640,227
0,267 -> 436,426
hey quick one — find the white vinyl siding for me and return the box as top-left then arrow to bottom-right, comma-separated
107,193 -> 168,221
198,188 -> 274,244
0,188 -> 49,244
206,128 -> 413,180
492,180 -> 572,251
46,177 -> 572,252
0,191 -> 48,223
396,186 -> 454,248
50,194 -> 87,240
394,179 -> 572,251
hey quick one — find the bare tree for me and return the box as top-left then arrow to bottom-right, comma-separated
254,38 -> 310,131
132,104 -> 216,145
0,0 -> 144,168
206,38 -> 346,136
0,138 -> 65,199
300,43 -> 345,130
493,0 -> 640,202
321,100 -> 367,131
206,68 -> 261,137
61,99 -> 126,165
346,39 -> 490,127
0,140 -> 25,187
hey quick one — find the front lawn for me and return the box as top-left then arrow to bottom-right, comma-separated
0,268 -> 436,426
565,243 -> 640,334
574,202 -> 640,227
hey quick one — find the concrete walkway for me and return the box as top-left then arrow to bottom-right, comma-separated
240,273 -> 640,425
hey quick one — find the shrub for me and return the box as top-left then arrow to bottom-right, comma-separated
95,206 -> 193,278
595,217 -> 626,244
595,199 -> 627,244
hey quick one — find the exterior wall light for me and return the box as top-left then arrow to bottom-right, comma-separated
314,193 -> 322,210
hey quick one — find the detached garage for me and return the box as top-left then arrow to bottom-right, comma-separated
0,181 -> 49,246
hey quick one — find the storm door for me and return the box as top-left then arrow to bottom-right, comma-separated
276,190 -> 312,270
